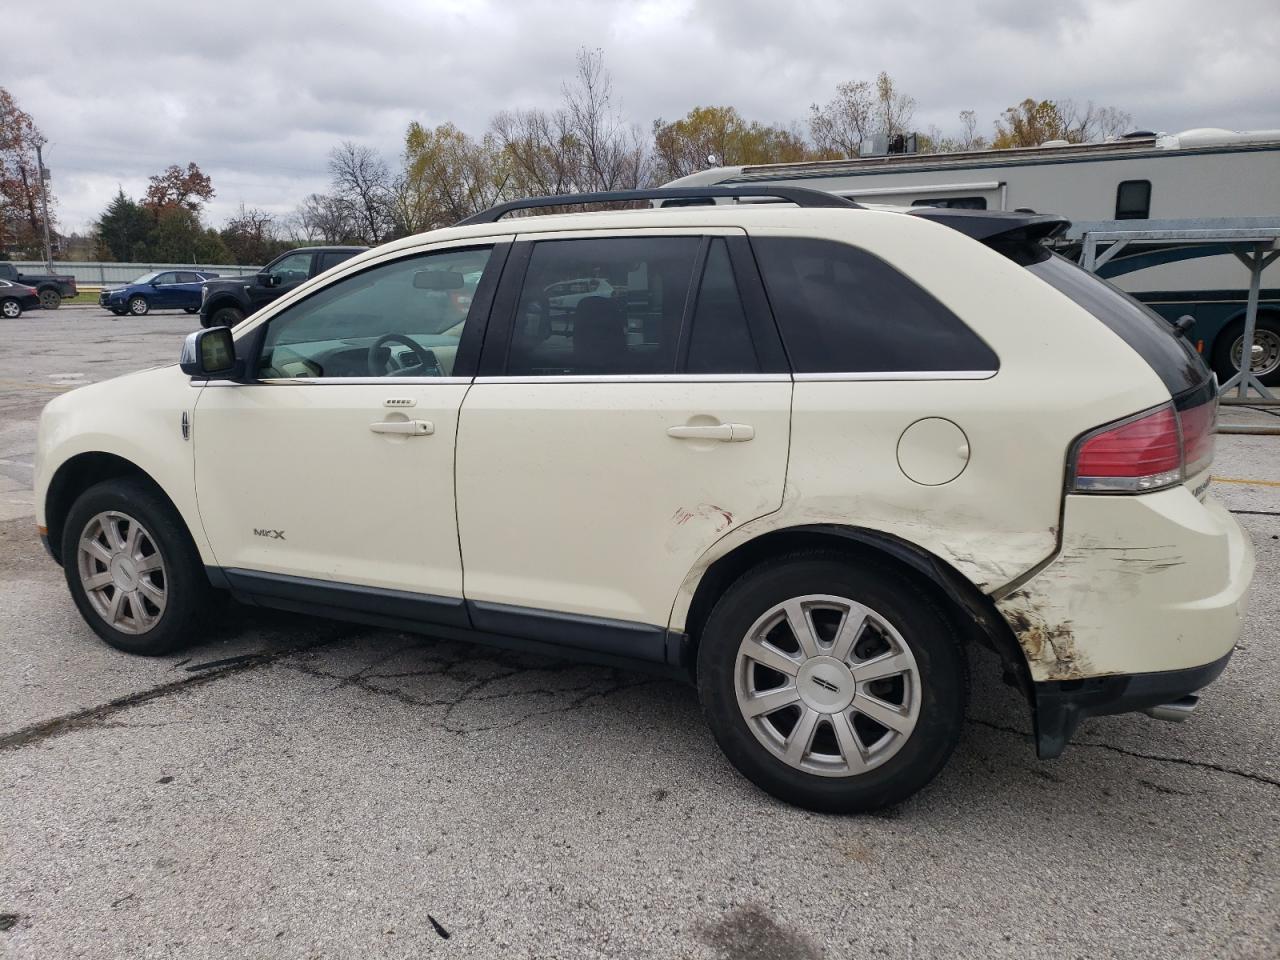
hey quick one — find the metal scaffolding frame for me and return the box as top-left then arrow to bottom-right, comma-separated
1074,221 -> 1280,401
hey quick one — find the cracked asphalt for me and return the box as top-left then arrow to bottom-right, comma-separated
1,308 -> 1278,959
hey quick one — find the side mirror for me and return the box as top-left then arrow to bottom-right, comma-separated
180,327 -> 242,380
151,280 -> 161,287
1173,314 -> 1196,337
258,272 -> 280,288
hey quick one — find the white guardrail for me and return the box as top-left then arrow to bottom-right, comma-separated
9,261 -> 263,285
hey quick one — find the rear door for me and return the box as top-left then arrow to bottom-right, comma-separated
455,229 -> 792,661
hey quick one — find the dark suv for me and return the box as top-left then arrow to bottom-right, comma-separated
199,246 -> 366,327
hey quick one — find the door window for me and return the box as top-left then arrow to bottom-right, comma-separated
269,253 -> 313,284
257,247 -> 493,379
752,236 -> 998,373
176,271 -> 200,283
153,272 -> 178,285
505,236 -> 700,376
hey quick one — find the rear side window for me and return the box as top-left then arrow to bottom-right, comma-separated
318,251 -> 355,272
751,237 -> 998,374
910,197 -> 988,210
1026,252 -> 1207,395
1116,180 -> 1151,220
506,236 -> 699,376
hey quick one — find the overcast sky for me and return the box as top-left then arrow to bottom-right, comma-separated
8,0 -> 1279,234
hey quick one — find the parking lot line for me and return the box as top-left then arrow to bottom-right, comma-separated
1212,476 -> 1280,487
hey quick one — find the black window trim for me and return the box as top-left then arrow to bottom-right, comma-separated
1115,179 -> 1152,220
476,232 -> 790,381
237,240 -> 510,384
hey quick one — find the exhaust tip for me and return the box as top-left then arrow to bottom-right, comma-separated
1143,695 -> 1199,723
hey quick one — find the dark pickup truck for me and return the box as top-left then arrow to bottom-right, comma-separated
0,263 -> 78,309
199,245 -> 367,327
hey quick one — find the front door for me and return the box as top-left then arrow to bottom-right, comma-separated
455,231 -> 792,659
193,242 -> 503,617
253,251 -> 314,311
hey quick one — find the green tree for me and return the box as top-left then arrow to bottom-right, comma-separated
139,206 -> 229,263
94,189 -> 152,260
652,106 -> 814,181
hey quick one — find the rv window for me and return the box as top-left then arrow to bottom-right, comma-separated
1115,180 -> 1151,220
910,197 -> 988,210
752,237 -> 998,374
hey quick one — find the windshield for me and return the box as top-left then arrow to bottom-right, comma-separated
131,271 -> 161,284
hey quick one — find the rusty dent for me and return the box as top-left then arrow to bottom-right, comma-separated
999,589 -> 1090,681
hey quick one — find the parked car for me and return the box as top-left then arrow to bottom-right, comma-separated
0,262 -> 77,309
33,186 -> 1252,813
0,278 -> 42,317
99,270 -> 220,316
199,246 -> 366,327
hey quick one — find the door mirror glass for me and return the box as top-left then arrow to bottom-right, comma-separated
180,327 -> 239,378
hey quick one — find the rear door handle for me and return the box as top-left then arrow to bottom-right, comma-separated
370,419 -> 434,436
666,423 -> 754,442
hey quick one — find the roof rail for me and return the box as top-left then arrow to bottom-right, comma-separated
455,186 -> 863,225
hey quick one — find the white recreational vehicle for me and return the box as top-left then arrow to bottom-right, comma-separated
666,128 -> 1280,384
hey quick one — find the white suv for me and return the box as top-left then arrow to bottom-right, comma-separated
34,186 -> 1253,812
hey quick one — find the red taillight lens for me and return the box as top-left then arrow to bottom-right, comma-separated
1071,405 -> 1182,492
1178,400 -> 1216,478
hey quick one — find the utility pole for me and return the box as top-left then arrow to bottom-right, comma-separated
35,140 -> 53,270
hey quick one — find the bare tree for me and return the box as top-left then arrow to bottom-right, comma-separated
809,80 -> 875,157
874,72 -> 915,142
491,107 -> 583,196
291,192 -> 359,244
562,48 -> 650,190
328,142 -> 392,243
957,109 -> 987,151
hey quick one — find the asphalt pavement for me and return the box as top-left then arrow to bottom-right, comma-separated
1,307 -> 1277,959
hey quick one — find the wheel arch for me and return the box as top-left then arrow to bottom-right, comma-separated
45,452 -> 186,566
677,524 -> 1033,698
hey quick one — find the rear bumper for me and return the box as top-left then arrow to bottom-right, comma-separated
1033,648 -> 1232,758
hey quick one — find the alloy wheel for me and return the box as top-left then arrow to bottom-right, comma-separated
0,300 -> 19,318
76,510 -> 167,634
734,594 -> 922,777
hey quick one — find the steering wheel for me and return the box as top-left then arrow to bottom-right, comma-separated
367,333 -> 434,376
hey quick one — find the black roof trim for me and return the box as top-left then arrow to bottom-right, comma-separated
456,186 -> 863,225
908,208 -> 1070,243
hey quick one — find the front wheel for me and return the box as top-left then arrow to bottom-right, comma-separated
208,304 -> 244,327
0,298 -> 21,318
39,288 -> 62,309
62,478 -> 213,655
128,295 -> 150,316
697,554 -> 967,813
1212,315 -> 1280,387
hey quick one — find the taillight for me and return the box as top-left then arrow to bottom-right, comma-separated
1069,398 -> 1216,494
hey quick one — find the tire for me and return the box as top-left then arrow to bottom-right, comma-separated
128,295 -> 150,316
111,309 -> 126,316
1211,315 -> 1280,387
697,553 -> 967,813
0,298 -> 20,319
39,288 -> 62,310
184,306 -> 198,314
61,478 -> 213,656
209,304 -> 244,327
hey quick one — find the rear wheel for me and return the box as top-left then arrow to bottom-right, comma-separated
1212,315 -> 1280,387
209,304 -> 244,327
128,295 -> 150,316
39,288 -> 62,310
697,554 -> 967,813
62,479 -> 213,655
0,298 -> 20,318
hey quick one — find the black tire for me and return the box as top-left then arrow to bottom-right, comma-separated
61,478 -> 213,656
0,297 -> 21,319
697,553 -> 967,813
39,288 -> 62,310
1211,314 -> 1280,387
209,304 -> 244,327
127,295 -> 150,316
184,306 -> 198,314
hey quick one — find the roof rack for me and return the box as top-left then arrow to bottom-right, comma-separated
455,186 -> 863,225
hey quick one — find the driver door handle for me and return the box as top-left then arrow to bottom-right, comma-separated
666,423 -> 754,442
370,419 -> 434,436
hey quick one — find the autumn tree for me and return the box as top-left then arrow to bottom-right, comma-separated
220,204 -> 290,264
143,162 -> 215,212
490,106 -> 583,198
0,87 -> 55,258
992,99 -> 1133,148
401,122 -> 508,228
653,106 -> 814,181
809,72 -> 916,158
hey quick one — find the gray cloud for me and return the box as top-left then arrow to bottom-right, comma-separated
8,0 -> 1278,233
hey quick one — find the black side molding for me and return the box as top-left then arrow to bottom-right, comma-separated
468,600 -> 667,664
